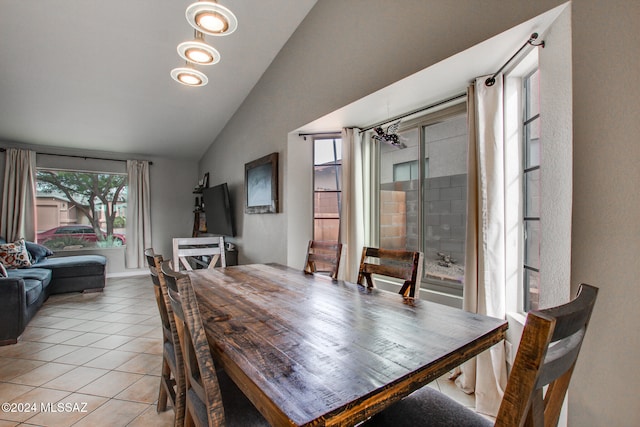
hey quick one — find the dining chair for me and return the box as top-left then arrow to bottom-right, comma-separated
160,261 -> 269,427
144,248 -> 185,427
303,240 -> 343,281
364,283 -> 599,427
357,247 -> 423,298
173,236 -> 226,271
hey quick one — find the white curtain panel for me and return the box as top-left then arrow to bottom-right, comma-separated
1,148 -> 37,242
125,160 -> 151,269
455,77 -> 508,417
363,131 -> 379,248
340,128 -> 365,282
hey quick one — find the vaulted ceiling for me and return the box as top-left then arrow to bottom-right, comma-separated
0,0 -> 317,159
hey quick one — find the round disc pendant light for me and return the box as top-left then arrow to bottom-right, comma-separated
177,39 -> 220,65
186,1 -> 238,36
170,67 -> 209,87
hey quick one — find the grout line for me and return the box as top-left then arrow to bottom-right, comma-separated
1,276 -> 170,427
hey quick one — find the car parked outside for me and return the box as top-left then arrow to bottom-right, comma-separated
37,225 -> 126,247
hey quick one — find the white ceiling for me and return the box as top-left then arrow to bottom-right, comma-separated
0,0 -> 317,160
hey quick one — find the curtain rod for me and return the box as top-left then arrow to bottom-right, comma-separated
485,32 -> 545,86
297,131 -> 341,140
0,148 -> 153,165
360,92 -> 467,133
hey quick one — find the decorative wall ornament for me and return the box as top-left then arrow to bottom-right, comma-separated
372,120 -> 406,148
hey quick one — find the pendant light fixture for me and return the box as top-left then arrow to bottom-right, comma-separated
186,1 -> 238,36
171,64 -> 209,87
171,0 -> 237,87
177,30 -> 221,65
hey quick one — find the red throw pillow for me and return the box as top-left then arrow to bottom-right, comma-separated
0,239 -> 32,269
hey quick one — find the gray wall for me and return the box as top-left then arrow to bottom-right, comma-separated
0,141 -> 197,274
198,1 -> 640,425
200,0 -> 570,264
570,1 -> 640,425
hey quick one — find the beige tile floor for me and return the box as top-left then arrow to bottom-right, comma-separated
0,274 -> 479,427
0,275 -> 174,427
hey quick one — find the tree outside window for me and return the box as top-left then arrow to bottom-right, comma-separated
36,169 -> 127,250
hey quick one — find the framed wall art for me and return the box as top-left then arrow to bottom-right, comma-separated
245,152 -> 278,214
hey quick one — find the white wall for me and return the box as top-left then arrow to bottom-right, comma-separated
0,141 -> 197,273
286,133 -> 313,271
199,0 -> 640,425
539,7 -> 573,309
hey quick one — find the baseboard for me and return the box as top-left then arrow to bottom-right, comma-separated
106,269 -> 147,278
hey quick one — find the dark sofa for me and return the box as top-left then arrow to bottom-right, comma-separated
0,243 -> 107,345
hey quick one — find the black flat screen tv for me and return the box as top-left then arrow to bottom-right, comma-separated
201,182 -> 236,237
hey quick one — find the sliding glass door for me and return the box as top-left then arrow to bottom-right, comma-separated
377,104 -> 468,295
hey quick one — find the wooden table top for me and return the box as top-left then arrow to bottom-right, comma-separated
188,263 -> 507,426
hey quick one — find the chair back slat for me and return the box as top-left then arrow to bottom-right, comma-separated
543,284 -> 598,341
303,240 -> 342,280
161,261 -> 185,322
536,285 -> 597,390
535,328 -> 584,388
360,263 -> 416,281
363,247 -> 416,262
495,283 -> 598,427
173,236 -> 226,271
307,252 -> 339,266
144,249 -> 159,278
357,247 -> 423,298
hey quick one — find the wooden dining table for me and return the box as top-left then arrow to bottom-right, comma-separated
188,263 -> 507,427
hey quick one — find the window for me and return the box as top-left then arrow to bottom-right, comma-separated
313,136 -> 342,242
377,104 -> 468,295
393,160 -> 418,182
36,169 -> 127,251
523,69 -> 541,311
